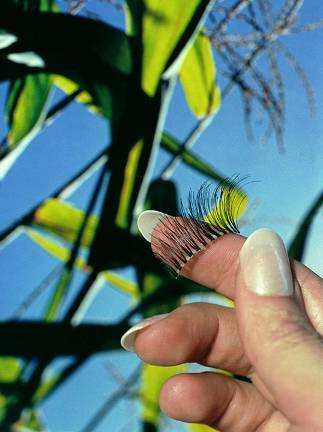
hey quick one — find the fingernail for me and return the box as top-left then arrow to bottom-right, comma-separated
120,313 -> 170,352
137,210 -> 168,242
240,228 -> 293,296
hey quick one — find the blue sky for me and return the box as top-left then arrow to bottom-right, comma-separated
1,1 -> 323,431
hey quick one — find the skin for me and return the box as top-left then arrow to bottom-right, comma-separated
132,232 -> 323,431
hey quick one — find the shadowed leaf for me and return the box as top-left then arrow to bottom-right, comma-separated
0,321 -> 128,357
288,191 -> 323,261
161,132 -> 237,186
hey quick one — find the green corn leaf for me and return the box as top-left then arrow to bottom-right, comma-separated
0,321 -> 128,357
6,73 -> 53,148
180,32 -> 220,118
125,0 -> 213,96
140,364 -> 186,427
288,191 -> 323,261
4,1 -> 57,150
33,198 -> 98,247
0,7 -> 131,182
161,132 -> 233,185
87,91 -> 165,270
0,7 -> 132,128
84,1 -> 213,269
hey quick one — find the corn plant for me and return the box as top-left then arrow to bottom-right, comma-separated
0,1 -> 322,431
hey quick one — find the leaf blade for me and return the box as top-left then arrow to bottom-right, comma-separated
33,198 -> 98,247
6,73 -> 53,148
180,32 -> 220,118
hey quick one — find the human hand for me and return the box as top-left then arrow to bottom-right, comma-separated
121,217 -> 323,431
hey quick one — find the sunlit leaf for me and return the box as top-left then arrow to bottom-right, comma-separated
26,228 -> 88,269
115,139 -> 145,229
202,181 -> 248,224
0,357 -> 21,382
126,0 -> 213,96
26,228 -> 139,298
140,364 -> 186,426
54,75 -> 101,114
33,198 -> 98,247
101,272 -> 139,298
180,32 -> 220,118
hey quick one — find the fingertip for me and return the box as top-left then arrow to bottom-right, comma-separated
239,228 -> 293,297
137,210 -> 167,242
134,313 -> 191,366
159,373 -> 218,424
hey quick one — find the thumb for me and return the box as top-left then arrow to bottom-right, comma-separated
236,228 -> 323,428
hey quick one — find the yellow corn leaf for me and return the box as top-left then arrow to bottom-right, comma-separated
33,198 -> 98,247
26,228 -> 139,298
115,139 -> 144,228
140,364 -> 186,426
180,32 -> 220,118
26,228 -> 88,269
101,272 -> 139,298
203,183 -> 248,227
54,75 -> 101,113
126,0 -> 206,96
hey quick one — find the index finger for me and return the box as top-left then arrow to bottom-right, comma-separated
178,233 -> 245,300
142,210 -> 246,300
143,212 -> 323,320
